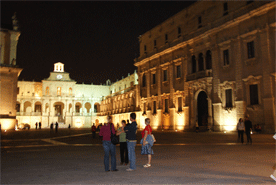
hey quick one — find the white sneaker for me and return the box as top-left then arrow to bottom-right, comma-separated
126,168 -> 134,171
143,164 -> 151,168
270,174 -> 276,181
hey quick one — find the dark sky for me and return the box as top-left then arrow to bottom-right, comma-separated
2,1 -> 195,84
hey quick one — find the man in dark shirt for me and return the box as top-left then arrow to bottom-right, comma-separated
244,116 -> 252,144
124,113 -> 137,171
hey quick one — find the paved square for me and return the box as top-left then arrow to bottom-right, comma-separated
1,129 -> 275,184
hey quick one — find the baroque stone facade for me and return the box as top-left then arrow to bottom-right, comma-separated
16,62 -> 111,128
134,1 -> 275,133
95,72 -> 141,129
0,13 -> 23,130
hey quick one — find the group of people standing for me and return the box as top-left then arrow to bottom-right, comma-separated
98,113 -> 154,172
237,116 -> 252,144
35,122 -> 42,129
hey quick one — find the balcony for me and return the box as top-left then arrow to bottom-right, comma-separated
16,112 -> 42,116
186,69 -> 213,81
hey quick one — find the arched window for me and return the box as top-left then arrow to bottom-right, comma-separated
192,55 -> 196,73
198,53 -> 204,71
206,50 -> 212,69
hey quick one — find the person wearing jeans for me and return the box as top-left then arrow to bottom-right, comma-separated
99,116 -> 118,172
124,113 -> 137,171
116,120 -> 128,165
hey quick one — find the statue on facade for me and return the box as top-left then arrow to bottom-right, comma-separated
12,12 -> 19,31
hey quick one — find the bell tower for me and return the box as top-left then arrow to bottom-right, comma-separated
54,62 -> 64,72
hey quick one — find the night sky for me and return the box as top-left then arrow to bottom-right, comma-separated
2,1 -> 195,85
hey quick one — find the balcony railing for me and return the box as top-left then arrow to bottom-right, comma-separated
186,69 -> 212,81
16,112 -> 42,116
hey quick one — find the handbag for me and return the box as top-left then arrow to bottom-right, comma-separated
151,134 -> 156,142
110,123 -> 119,145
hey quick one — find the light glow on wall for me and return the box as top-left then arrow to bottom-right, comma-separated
0,119 -> 16,130
223,116 -> 237,131
176,113 -> 185,131
75,119 -> 83,128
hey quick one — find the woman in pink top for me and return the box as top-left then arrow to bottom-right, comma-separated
141,118 -> 154,168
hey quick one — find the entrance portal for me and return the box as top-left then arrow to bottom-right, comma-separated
197,91 -> 208,126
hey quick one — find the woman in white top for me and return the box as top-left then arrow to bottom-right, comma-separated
237,118 -> 245,144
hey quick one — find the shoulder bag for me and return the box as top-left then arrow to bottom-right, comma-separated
110,123 -> 119,145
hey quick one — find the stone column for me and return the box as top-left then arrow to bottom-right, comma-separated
157,65 -> 162,109
260,25 -> 275,133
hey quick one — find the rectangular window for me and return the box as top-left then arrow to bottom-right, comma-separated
225,89 -> 233,108
247,0 -> 253,5
35,105 -> 41,112
76,105 -> 80,113
16,104 -> 20,112
153,101 -> 157,114
142,74 -> 146,87
165,34 -> 168,43
163,70 -> 167,81
144,45 -> 147,52
247,41 -> 255,59
154,40 -> 156,48
223,2 -> 228,15
143,103 -> 146,114
57,87 -> 61,96
176,65 -> 181,78
223,49 -> 229,66
165,99 -> 169,113
152,73 -> 156,85
250,84 -> 259,105
178,97 -> 182,112
178,27 -> 181,37
198,16 -> 202,28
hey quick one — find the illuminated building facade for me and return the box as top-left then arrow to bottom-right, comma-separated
0,13 -> 23,130
16,62 -> 111,128
134,1 -> 275,133
96,72 -> 140,129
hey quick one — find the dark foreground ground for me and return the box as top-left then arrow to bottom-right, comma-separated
1,128 -> 275,184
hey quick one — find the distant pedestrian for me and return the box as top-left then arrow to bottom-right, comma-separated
39,122 -> 42,129
35,122 -> 38,129
99,116 -> 118,172
270,133 -> 276,181
68,124 -> 71,129
141,118 -> 154,168
237,118 -> 245,144
195,120 -> 199,133
55,122 -> 58,132
91,123 -> 96,138
116,120 -> 128,166
244,116 -> 252,144
124,112 -> 137,171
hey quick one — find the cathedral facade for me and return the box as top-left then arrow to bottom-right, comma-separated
134,1 -> 275,133
16,62 -> 139,129
16,62 -> 111,128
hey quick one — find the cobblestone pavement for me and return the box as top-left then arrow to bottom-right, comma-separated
1,129 -> 275,184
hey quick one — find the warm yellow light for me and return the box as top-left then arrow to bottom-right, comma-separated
75,119 -> 83,128
223,115 -> 236,131
176,113 -> 185,131
0,119 -> 16,130
224,125 -> 236,131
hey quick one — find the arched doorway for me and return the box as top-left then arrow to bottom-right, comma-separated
197,91 -> 208,126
